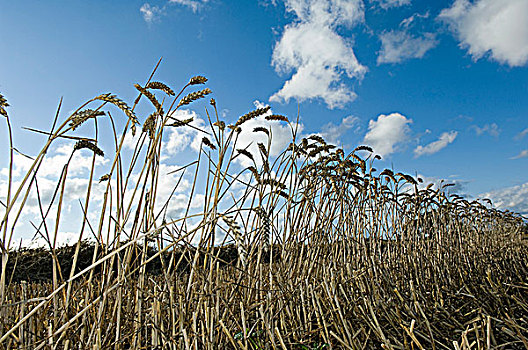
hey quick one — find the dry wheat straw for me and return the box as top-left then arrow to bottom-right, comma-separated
1,65 -> 526,350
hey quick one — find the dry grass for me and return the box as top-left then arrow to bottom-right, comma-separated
1,62 -> 527,349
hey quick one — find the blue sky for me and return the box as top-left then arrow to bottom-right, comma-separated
1,0 -> 528,244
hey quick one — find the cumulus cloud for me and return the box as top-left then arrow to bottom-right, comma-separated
320,115 -> 359,144
162,109 -> 209,157
363,113 -> 412,157
471,123 -> 500,137
511,150 -> 528,159
371,0 -> 411,10
377,30 -> 438,64
481,182 -> 528,215
414,131 -> 458,157
270,0 -> 367,109
0,143 -> 109,181
438,0 -> 528,67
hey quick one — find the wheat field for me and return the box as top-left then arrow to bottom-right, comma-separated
1,63 -> 527,349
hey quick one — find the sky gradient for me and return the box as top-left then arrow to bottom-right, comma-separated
1,0 -> 528,244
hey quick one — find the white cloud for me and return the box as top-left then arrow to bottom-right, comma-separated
320,115 -> 359,144
377,30 -> 438,64
414,131 -> 458,157
438,0 -> 528,67
371,0 -> 411,10
481,182 -> 528,215
140,3 -> 163,23
363,113 -> 412,157
270,0 -> 367,109
511,149 -> 528,159
169,0 -> 209,12
471,123 -> 500,137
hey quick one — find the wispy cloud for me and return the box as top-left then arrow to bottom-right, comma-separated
320,115 -> 360,145
270,0 -> 367,109
377,10 -> 437,64
480,182 -> 528,215
511,149 -> 528,159
400,11 -> 430,28
140,0 -> 209,23
377,30 -> 437,64
371,0 -> 411,10
363,112 -> 412,157
471,123 -> 500,137
414,131 -> 458,157
438,0 -> 528,67
140,3 -> 163,23
169,0 -> 209,13
515,128 -> 528,140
